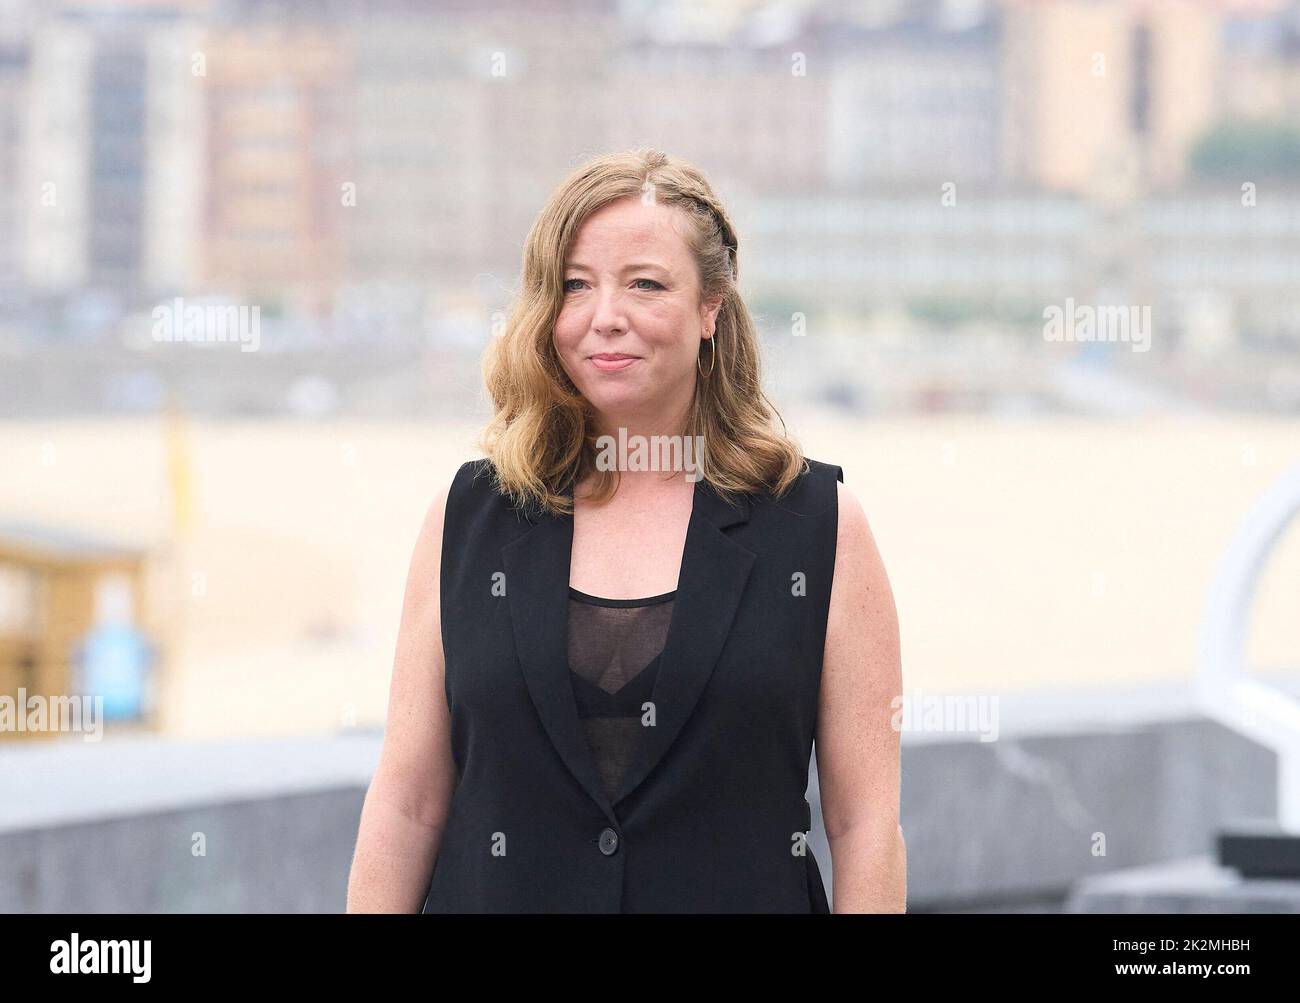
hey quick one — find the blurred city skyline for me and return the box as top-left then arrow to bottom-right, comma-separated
1,0 -> 1299,418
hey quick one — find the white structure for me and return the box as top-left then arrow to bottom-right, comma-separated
1197,459 -> 1300,830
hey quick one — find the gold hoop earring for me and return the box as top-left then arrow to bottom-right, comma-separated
698,335 -> 717,378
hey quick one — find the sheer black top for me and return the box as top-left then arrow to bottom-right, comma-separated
566,586 -> 675,802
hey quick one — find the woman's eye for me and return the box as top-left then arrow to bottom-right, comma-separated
563,278 -> 661,293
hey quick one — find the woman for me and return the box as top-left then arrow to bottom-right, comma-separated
347,149 -> 904,913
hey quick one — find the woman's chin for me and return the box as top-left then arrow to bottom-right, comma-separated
580,386 -> 646,414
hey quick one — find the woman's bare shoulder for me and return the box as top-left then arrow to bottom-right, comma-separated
828,476 -> 897,640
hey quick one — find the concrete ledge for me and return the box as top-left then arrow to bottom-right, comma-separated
0,731 -> 382,834
0,732 -> 383,913
817,674 -> 1289,910
1066,856 -> 1300,913
0,788 -> 366,912
892,718 -> 1274,910
0,677 -> 1285,912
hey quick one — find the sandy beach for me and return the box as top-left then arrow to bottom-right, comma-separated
1,412 -> 1297,739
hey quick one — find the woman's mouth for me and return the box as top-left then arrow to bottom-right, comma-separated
589,354 -> 639,372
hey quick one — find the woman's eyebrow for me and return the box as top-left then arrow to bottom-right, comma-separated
565,260 -> 670,274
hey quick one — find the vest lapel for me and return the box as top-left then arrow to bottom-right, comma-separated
501,503 -> 618,825
501,473 -> 755,823
613,481 -> 753,805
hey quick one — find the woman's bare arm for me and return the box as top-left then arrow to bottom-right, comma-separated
346,482 -> 458,912
816,478 -> 906,913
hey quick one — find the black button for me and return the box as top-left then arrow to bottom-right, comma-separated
598,827 -> 620,855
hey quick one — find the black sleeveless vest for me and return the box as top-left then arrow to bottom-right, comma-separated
422,455 -> 843,913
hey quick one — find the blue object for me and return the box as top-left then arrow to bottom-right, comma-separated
80,624 -> 153,720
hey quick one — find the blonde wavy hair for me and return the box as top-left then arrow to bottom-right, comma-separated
478,148 -> 806,517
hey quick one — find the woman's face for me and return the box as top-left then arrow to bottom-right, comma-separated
553,195 -> 721,432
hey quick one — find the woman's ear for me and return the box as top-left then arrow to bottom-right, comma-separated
703,295 -> 723,336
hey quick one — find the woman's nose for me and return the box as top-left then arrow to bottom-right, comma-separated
590,286 -> 628,330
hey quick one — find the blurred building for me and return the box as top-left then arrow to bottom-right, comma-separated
339,0 -> 619,329
201,21 -> 347,312
1218,3 -> 1300,119
21,2 -> 205,301
0,15 -> 29,315
610,33 -> 830,196
745,187 -> 1300,347
820,4 -> 1002,189
1002,0 -> 1221,193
